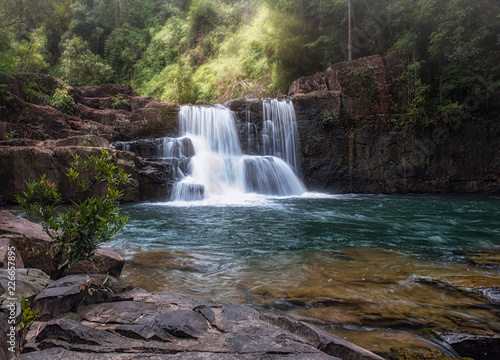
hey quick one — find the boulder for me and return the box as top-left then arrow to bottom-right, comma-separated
0,211 -> 54,273
0,211 -> 126,278
0,268 -> 50,317
62,248 -> 125,279
0,312 -> 13,360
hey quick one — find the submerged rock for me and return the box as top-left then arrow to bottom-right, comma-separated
427,327 -> 500,360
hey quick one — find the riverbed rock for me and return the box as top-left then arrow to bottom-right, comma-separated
435,275 -> 500,305
389,346 -> 474,360
262,313 -> 385,360
15,275 -> 398,359
428,327 -> 500,360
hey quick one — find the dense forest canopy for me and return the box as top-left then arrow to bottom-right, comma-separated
1,0 -> 499,116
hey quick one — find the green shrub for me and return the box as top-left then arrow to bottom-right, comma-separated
50,88 -> 76,115
16,150 -> 131,279
111,93 -> 130,109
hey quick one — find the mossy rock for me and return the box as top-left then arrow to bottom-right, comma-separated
389,345 -> 473,360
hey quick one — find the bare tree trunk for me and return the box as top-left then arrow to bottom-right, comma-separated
348,0 -> 352,61
116,0 -> 123,28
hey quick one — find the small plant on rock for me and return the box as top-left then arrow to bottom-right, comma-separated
111,93 -> 130,109
5,128 -> 18,140
16,150 -> 131,279
19,297 -> 40,334
49,88 -> 76,115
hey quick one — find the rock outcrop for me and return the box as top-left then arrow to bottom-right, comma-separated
288,53 -> 500,194
0,75 -> 179,143
15,274 -> 387,360
0,75 -> 181,204
0,135 -> 176,203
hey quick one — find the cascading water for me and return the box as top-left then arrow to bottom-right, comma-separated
262,99 -> 300,174
171,101 -> 306,202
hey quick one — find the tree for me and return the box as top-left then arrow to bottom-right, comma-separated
58,36 -> 114,86
16,150 -> 131,280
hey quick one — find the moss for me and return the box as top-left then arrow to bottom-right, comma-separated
390,346 -> 473,360
343,68 -> 378,110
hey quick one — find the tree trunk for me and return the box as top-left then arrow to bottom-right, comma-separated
348,0 -> 352,61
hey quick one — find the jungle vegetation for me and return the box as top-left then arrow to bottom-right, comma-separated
0,0 -> 499,115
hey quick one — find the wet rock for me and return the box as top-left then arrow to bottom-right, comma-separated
62,248 -> 125,278
261,313 -> 385,360
213,304 -> 260,332
428,327 -> 500,360
389,346 -> 474,359
77,301 -> 159,324
36,318 -> 133,350
437,275 -> 500,305
33,274 -> 131,321
156,309 -> 209,339
0,237 -> 23,268
460,248 -> 500,269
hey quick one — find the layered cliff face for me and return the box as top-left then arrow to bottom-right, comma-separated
289,54 -> 500,194
0,75 -> 180,204
1,58 -> 499,204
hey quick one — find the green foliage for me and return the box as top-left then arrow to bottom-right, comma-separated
0,84 -> 14,113
105,25 -> 148,83
16,150 -> 131,279
5,128 -> 18,140
345,68 -> 378,110
19,297 -> 40,333
322,110 -> 335,126
58,36 -> 114,86
111,93 -> 130,109
2,0 -> 500,113
23,80 -> 50,104
50,88 -> 76,115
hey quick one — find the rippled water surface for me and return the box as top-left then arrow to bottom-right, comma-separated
108,194 -> 500,354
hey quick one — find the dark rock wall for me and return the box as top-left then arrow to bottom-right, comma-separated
290,54 -> 500,194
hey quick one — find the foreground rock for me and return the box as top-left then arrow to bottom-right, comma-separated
17,273 -> 386,360
0,211 -> 124,277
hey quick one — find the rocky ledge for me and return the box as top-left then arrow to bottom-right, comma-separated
15,274 -> 386,360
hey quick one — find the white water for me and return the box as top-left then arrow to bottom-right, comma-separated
171,102 -> 306,202
263,99 -> 300,174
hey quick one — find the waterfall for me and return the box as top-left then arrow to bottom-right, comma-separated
262,99 -> 300,174
171,101 -> 306,202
